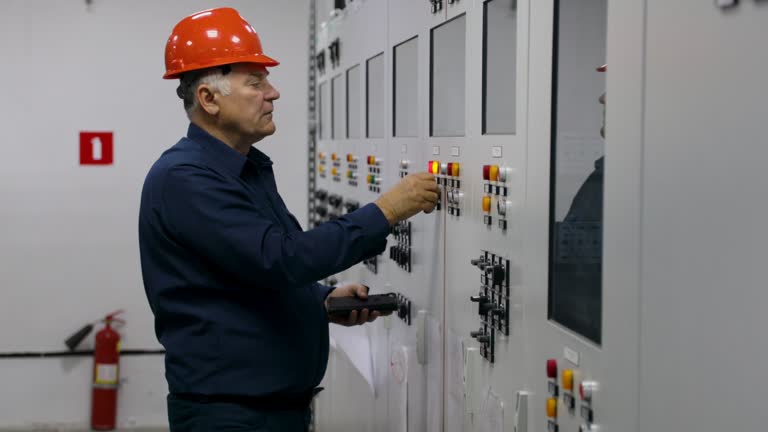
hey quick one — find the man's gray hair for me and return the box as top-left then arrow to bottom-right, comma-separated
176,67 -> 232,120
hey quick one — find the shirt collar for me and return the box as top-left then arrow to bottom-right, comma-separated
187,123 -> 273,176
594,156 -> 604,174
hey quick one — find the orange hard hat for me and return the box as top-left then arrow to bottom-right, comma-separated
163,7 -> 279,80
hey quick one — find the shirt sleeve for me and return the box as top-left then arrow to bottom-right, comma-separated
313,283 -> 336,304
160,164 -> 390,289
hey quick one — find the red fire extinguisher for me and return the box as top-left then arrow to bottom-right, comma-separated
91,310 -> 125,430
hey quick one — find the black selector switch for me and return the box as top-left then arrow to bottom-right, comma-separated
315,189 -> 328,201
471,294 -> 491,316
328,194 -> 343,207
389,221 -> 412,272
395,294 -> 412,325
470,294 -> 489,303
316,50 -> 326,74
476,335 -> 491,345
479,302 -> 494,316
345,201 -> 360,213
315,207 -> 328,217
470,256 -> 488,269
487,265 -> 505,285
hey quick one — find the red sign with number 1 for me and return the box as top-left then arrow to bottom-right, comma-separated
80,132 -> 113,165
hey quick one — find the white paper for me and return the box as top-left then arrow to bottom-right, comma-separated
369,320 -> 388,399
445,332 -> 466,432
487,394 -> 504,432
390,345 -> 409,432
477,388 -> 505,432
329,335 -> 338,350
329,324 -> 375,395
426,318 -> 443,432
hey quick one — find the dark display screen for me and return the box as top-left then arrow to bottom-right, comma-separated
548,0 -> 607,344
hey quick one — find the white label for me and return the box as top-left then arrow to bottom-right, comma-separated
564,347 -> 580,366
401,144 -> 407,153
95,364 -> 118,384
451,146 -> 460,157
432,146 -> 440,155
492,146 -> 503,158
91,137 -> 103,161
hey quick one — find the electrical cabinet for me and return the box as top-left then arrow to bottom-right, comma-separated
312,1 -> 768,431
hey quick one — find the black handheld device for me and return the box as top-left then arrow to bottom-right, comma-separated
326,293 -> 400,316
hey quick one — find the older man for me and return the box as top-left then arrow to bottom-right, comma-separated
139,7 -> 438,431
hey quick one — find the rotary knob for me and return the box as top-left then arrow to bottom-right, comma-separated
451,190 -> 463,206
470,295 -> 489,303
328,195 -> 343,207
345,201 -> 360,212
470,256 -> 486,267
479,302 -> 494,316
580,381 -> 599,402
497,199 -> 511,216
497,166 -> 511,183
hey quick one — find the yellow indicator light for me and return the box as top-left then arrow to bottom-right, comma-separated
451,163 -> 460,177
332,153 -> 338,161
331,168 -> 338,176
489,165 -> 499,182
562,370 -> 574,392
482,196 -> 492,213
431,161 -> 440,174
319,165 -> 325,173
546,397 -> 558,418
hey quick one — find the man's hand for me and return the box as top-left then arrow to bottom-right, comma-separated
326,283 -> 389,326
375,172 -> 439,225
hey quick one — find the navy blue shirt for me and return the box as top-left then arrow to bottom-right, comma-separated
139,123 -> 390,397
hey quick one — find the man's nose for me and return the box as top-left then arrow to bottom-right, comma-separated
267,82 -> 281,101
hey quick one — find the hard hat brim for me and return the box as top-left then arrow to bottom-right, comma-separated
163,53 -> 280,80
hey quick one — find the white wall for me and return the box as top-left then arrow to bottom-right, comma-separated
0,0 -> 309,428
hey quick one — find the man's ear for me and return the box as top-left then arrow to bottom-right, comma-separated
196,84 -> 220,116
